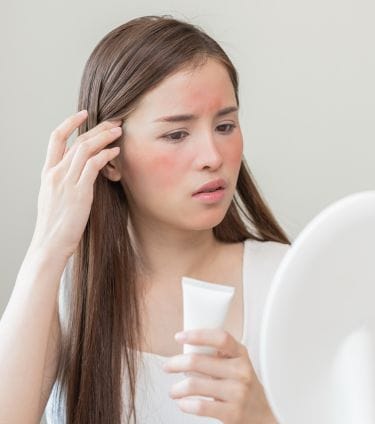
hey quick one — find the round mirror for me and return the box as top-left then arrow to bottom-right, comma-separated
260,191 -> 375,424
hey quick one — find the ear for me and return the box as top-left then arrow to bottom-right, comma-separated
100,157 -> 122,182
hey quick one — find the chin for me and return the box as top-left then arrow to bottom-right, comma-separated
186,210 -> 228,231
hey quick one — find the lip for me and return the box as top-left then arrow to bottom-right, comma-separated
192,188 -> 226,203
192,178 -> 228,195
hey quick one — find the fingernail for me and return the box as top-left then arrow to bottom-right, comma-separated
110,119 -> 122,126
175,332 -> 187,342
77,110 -> 87,117
110,126 -> 122,134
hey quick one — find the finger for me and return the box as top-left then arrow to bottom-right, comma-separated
43,110 -> 88,172
177,329 -> 241,358
176,396 -> 228,422
164,352 -> 251,382
75,119 -> 122,143
66,127 -> 122,184
76,145 -> 121,189
170,375 -> 242,403
63,118 -> 122,160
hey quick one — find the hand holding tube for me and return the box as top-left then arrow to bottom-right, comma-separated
163,328 -> 278,424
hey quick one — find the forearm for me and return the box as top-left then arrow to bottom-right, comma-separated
0,245 -> 67,423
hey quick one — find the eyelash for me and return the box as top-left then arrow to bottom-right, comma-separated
161,123 -> 237,143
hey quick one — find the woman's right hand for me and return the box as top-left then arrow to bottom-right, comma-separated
30,110 -> 123,259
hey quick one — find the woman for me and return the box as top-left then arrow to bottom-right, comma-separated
0,15 -> 291,423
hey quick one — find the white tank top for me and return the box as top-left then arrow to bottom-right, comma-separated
45,238 -> 290,423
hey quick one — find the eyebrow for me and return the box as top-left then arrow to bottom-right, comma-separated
153,106 -> 239,123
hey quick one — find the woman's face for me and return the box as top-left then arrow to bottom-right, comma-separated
111,58 -> 243,231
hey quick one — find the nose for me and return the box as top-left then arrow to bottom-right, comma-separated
193,130 -> 223,171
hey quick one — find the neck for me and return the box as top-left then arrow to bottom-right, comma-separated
128,216 -> 223,286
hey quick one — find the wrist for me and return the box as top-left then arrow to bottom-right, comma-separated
27,240 -> 71,266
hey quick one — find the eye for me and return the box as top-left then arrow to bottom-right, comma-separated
217,123 -> 236,133
161,123 -> 237,143
162,131 -> 188,142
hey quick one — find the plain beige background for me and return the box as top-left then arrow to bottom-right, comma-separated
1,0 -> 374,422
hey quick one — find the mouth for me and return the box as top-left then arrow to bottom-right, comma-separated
192,186 -> 226,202
195,187 -> 223,194
192,178 -> 227,195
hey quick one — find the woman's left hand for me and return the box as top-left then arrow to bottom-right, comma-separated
162,328 -> 278,424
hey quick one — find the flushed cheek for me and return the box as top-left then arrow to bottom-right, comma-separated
143,152 -> 189,190
223,138 -> 243,169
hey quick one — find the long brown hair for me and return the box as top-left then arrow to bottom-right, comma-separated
51,15 -> 291,423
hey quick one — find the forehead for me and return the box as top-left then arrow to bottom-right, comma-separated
131,59 -> 236,120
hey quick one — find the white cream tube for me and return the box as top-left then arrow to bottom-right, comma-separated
180,276 -> 235,402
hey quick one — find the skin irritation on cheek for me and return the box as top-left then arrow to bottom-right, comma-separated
224,137 -> 244,166
120,134 -> 182,190
149,155 -> 183,189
